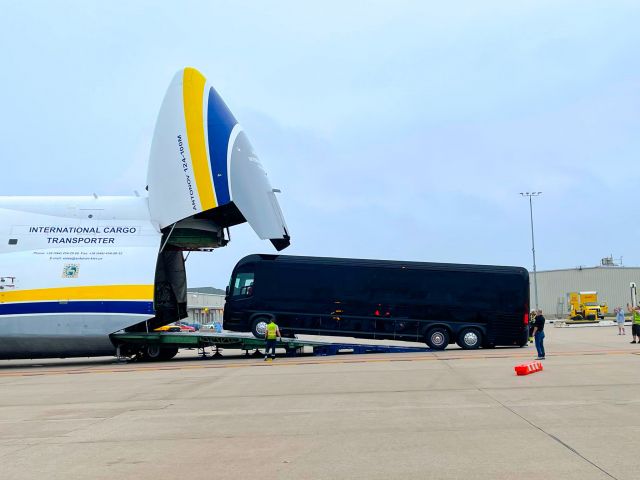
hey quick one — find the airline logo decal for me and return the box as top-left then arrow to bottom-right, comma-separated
62,264 -> 79,278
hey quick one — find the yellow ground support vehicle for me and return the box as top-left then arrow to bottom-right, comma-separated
568,291 -> 608,320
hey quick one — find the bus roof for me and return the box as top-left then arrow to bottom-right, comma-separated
235,254 -> 528,277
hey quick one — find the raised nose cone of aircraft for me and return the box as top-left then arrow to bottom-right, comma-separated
147,67 -> 290,251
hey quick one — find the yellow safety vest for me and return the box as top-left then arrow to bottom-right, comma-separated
266,322 -> 278,339
633,310 -> 640,325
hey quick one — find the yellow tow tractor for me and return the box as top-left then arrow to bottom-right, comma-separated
567,291 -> 608,321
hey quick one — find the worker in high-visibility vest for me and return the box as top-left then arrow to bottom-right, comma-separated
628,303 -> 640,344
264,319 -> 281,360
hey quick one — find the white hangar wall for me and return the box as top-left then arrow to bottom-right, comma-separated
531,267 -> 640,318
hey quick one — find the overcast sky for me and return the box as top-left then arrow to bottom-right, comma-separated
1,1 -> 639,288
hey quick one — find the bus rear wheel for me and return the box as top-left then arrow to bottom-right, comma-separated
457,328 -> 482,350
425,327 -> 449,350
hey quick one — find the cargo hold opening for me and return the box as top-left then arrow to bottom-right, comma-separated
125,218 -> 230,332
151,217 -> 232,330
124,249 -> 187,332
152,249 -> 188,326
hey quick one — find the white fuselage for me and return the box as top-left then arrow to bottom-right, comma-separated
0,196 -> 161,358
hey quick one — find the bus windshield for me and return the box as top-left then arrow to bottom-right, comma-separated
230,271 -> 254,297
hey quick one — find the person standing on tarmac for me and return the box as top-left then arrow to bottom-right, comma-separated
627,303 -> 640,344
615,306 -> 626,335
531,309 -> 546,360
264,319 -> 281,360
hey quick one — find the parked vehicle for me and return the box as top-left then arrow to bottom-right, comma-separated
177,322 -> 199,331
154,324 -> 195,333
201,322 -> 223,333
223,255 -> 530,350
567,291 -> 608,320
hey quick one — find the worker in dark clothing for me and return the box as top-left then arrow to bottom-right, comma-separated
264,319 -> 281,361
531,309 -> 546,360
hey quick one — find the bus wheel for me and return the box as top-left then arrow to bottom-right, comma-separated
251,317 -> 270,339
426,327 -> 449,350
458,328 -> 482,350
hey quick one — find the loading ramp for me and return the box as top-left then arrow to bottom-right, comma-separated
111,331 -> 431,359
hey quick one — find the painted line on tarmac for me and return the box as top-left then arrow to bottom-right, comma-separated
0,347 -> 638,378
0,350 -> 628,377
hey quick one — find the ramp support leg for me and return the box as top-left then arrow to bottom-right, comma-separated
115,345 -> 126,363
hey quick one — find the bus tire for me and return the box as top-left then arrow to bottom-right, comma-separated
458,327 -> 482,350
251,316 -> 271,339
425,327 -> 449,350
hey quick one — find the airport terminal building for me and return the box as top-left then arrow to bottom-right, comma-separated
531,266 -> 640,318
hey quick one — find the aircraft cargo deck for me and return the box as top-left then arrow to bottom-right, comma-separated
110,331 -> 432,358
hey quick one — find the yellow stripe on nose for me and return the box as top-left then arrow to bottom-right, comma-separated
183,67 -> 216,211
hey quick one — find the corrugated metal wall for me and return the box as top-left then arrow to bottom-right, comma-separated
530,267 -> 640,318
186,293 -> 225,324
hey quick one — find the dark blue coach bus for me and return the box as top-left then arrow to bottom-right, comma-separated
223,254 -> 530,350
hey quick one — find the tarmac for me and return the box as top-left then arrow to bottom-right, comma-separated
1,325 -> 639,480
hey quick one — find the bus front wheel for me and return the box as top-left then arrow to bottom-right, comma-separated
426,327 -> 449,350
457,328 -> 482,350
251,317 -> 270,339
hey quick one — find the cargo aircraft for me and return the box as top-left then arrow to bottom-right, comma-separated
0,67 -> 290,359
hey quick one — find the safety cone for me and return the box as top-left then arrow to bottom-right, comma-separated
514,361 -> 543,376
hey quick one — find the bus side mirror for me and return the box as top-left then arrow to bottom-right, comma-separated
225,285 -> 230,296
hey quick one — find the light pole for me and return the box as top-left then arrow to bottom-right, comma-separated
520,192 -> 542,310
